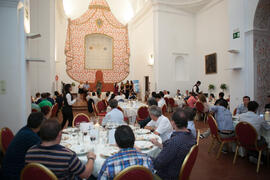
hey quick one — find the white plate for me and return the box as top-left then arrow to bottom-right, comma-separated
135,141 -> 153,150
136,134 -> 159,141
61,134 -> 70,141
135,129 -> 151,135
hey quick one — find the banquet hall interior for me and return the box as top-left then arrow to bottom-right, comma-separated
0,0 -> 270,179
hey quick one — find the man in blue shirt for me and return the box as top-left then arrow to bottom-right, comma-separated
236,96 -> 250,115
1,112 -> 45,180
98,125 -> 153,180
151,108 -> 196,179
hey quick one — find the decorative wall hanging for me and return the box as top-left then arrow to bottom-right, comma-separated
65,0 -> 130,91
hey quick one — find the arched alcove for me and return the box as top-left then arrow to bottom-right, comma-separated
253,0 -> 270,109
175,55 -> 189,81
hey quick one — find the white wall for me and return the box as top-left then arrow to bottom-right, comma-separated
128,2 -> 155,98
153,4 -> 196,95
195,0 -> 230,97
0,0 -> 30,133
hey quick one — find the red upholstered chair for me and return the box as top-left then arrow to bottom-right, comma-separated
161,104 -> 167,116
72,113 -> 91,127
102,99 -> 108,108
207,115 -> 236,159
117,106 -> 129,124
232,108 -> 237,116
179,145 -> 199,180
195,101 -> 207,122
21,163 -> 57,180
97,101 -> 107,113
50,103 -> 58,118
136,106 -> 149,122
92,103 -> 107,117
233,122 -> 269,173
0,127 -> 14,154
114,165 -> 154,180
168,98 -> 178,113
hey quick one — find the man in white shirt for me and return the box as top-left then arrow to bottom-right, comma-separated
239,101 -> 270,142
91,92 -> 100,104
164,91 -> 172,98
156,94 -> 166,108
115,92 -> 125,102
145,105 -> 173,142
102,99 -> 124,126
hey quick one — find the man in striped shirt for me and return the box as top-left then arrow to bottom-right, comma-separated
98,125 -> 154,180
25,119 -> 96,180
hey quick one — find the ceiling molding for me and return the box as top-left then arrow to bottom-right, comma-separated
0,0 -> 19,8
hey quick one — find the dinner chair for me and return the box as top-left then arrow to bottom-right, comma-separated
31,109 -> 38,112
72,113 -> 91,127
233,122 -> 269,173
50,103 -> 58,117
0,127 -> 14,154
195,101 -> 207,122
207,115 -> 236,159
232,108 -> 237,116
196,130 -> 200,145
168,98 -> 178,113
97,101 -> 107,113
136,106 -> 149,122
92,103 -> 107,117
179,144 -> 199,180
161,104 -> 167,116
114,165 -> 154,180
164,97 -> 169,106
21,163 -> 57,180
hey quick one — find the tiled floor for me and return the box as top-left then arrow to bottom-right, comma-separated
191,121 -> 270,180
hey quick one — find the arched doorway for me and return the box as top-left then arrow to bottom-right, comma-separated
253,0 -> 270,110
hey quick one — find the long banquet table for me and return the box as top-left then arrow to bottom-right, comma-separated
60,126 -> 162,177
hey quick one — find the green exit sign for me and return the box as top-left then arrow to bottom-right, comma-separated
233,32 -> 240,39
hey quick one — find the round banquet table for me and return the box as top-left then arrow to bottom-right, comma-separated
60,127 -> 162,177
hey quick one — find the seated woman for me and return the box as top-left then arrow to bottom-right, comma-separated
198,94 -> 209,112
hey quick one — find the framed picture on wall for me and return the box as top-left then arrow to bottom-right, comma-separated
205,53 -> 217,74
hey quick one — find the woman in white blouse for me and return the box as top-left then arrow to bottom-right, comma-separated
61,84 -> 77,129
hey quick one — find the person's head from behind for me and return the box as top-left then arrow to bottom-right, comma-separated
159,91 -> 164,98
40,119 -> 62,143
219,92 -> 225,99
171,109 -> 188,130
167,91 -> 170,95
243,96 -> 250,106
155,94 -> 161,101
109,99 -> 118,109
210,93 -> 215,99
106,91 -> 110,97
46,92 -> 51,98
217,99 -> 228,109
35,92 -> 40,98
92,92 -> 96,96
64,84 -> 72,94
147,97 -> 158,106
248,101 -> 259,113
27,112 -> 45,132
149,105 -> 162,121
54,91 -> 59,96
183,107 -> 196,121
198,94 -> 207,103
115,125 -> 135,149
41,106 -> 52,119
41,93 -> 47,99
196,81 -> 201,86
152,92 -> 157,98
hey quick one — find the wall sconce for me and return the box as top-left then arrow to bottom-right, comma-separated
148,54 -> 154,66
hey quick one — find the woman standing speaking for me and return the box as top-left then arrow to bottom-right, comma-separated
61,84 -> 76,129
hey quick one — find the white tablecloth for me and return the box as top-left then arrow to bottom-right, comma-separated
174,98 -> 185,107
61,128 -> 161,177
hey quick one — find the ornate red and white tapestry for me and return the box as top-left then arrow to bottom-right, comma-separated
65,0 -> 130,91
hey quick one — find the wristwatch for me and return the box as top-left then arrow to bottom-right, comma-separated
87,157 -> 95,161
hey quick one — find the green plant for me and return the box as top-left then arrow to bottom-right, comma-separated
208,84 -> 215,91
71,82 -> 76,86
220,83 -> 227,92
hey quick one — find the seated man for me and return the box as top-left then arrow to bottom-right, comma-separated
201,100 -> 234,139
98,125 -> 153,180
92,92 -> 101,105
239,101 -> 270,145
2,112 -> 45,179
145,105 -> 173,142
151,109 -> 196,180
265,95 -> 270,110
214,92 -> 228,108
157,91 -> 166,108
236,96 -> 250,115
115,92 -> 125,102
25,119 -> 96,180
102,99 -> 124,126
138,97 -> 158,128
184,107 -> 197,137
